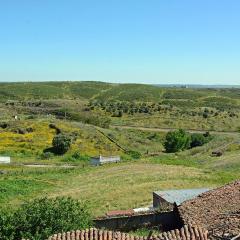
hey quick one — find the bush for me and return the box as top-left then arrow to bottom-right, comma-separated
52,134 -> 71,154
63,152 -> 90,162
0,211 -> 14,240
127,150 -> 142,159
164,129 -> 191,153
0,197 -> 92,240
202,112 -> 208,118
49,123 -> 61,134
190,133 -> 207,148
0,122 -> 9,129
39,151 -> 54,160
71,152 -> 89,161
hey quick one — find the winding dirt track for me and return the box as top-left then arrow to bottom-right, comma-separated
111,125 -> 239,136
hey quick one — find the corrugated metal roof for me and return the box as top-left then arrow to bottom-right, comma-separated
153,188 -> 209,205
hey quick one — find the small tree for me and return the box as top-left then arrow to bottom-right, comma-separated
0,197 -> 92,240
52,134 -> 71,154
164,129 -> 191,153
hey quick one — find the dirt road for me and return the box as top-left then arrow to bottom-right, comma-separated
111,125 -> 239,136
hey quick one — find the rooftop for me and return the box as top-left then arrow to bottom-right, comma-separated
154,188 -> 209,205
178,180 -> 240,238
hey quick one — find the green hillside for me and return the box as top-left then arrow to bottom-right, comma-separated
0,81 -> 112,101
0,81 -> 240,103
1,81 -> 240,132
0,81 -> 240,220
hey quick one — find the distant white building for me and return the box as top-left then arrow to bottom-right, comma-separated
0,157 -> 11,164
90,155 -> 120,166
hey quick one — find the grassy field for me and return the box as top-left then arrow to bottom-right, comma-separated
0,125 -> 239,217
0,81 -> 239,217
1,161 -> 238,217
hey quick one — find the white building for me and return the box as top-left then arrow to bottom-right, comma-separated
90,155 -> 120,166
0,156 -> 11,164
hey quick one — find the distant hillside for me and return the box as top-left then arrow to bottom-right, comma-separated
0,81 -> 240,105
155,84 -> 240,88
0,81 -> 112,101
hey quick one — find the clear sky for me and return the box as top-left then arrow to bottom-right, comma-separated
0,0 -> 240,84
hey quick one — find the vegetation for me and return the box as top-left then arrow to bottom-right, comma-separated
1,161 -> 239,218
190,132 -> 212,148
52,133 -> 72,155
0,81 -> 240,237
129,227 -> 162,236
1,82 -> 240,132
164,129 -> 191,153
0,197 -> 92,240
164,130 -> 213,153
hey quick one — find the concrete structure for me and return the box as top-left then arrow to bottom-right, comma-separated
133,206 -> 154,213
153,188 -> 209,208
0,156 -> 11,164
90,155 -> 120,166
94,211 -> 178,232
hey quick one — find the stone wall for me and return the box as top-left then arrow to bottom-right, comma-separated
94,211 -> 180,231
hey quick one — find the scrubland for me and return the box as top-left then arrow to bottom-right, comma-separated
0,82 -> 240,216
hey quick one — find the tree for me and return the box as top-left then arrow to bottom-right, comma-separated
52,134 -> 71,154
0,197 -> 92,240
164,129 -> 191,153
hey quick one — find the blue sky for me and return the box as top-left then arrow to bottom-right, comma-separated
0,0 -> 240,84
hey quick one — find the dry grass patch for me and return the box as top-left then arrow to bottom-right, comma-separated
48,163 -> 216,216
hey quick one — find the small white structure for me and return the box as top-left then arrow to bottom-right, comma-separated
90,155 -> 120,166
133,207 -> 154,213
0,156 -> 11,164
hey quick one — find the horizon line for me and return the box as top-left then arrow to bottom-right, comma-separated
0,80 -> 239,87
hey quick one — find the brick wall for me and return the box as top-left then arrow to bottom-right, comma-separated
47,225 -> 208,240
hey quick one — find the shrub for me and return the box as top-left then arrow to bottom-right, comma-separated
0,210 -> 14,240
164,129 -> 191,153
0,122 -> 9,129
52,134 -> 71,154
190,133 -> 207,148
16,128 -> 26,134
49,123 -> 61,134
26,127 -> 34,133
0,197 -> 92,240
39,151 -> 54,160
63,152 -> 90,162
127,150 -> 142,159
202,112 -> 208,118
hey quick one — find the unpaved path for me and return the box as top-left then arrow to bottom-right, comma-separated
111,125 -> 240,136
23,164 -> 76,168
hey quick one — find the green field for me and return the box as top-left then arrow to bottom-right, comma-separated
1,161 -> 238,217
0,81 -> 239,217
